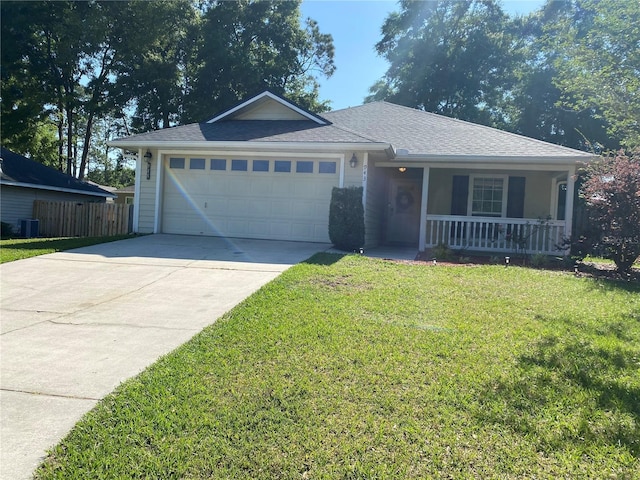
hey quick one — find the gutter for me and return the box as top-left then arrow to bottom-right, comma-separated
1,180 -> 115,198
107,140 -> 391,153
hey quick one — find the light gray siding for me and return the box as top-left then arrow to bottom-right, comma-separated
0,185 -> 106,234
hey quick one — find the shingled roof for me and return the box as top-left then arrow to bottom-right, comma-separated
111,120 -> 379,146
0,147 -> 114,198
110,92 -> 593,160
323,102 -> 593,158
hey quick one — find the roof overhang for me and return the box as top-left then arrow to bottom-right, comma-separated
388,153 -> 598,166
0,180 -> 115,198
108,140 -> 392,155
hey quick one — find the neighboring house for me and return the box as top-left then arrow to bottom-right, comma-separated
109,91 -> 596,254
114,185 -> 135,205
0,147 -> 115,233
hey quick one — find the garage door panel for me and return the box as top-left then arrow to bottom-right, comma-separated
291,223 -> 313,238
227,198 -> 248,215
162,158 -> 338,241
292,200 -> 316,217
251,179 -> 272,195
248,221 -> 269,236
270,200 -> 292,217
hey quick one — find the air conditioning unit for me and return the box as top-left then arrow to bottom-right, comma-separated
20,219 -> 39,238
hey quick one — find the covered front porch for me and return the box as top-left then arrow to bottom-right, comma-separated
368,159 -> 577,256
424,215 -> 565,255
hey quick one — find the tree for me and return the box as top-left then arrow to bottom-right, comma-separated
580,150 -> 640,273
505,12 -> 614,151
543,0 -> 640,149
183,0 -> 334,122
115,0 -> 199,132
1,1 -> 198,178
367,0 -> 516,126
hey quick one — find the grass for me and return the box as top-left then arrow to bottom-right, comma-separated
0,234 -> 135,263
35,254 -> 640,479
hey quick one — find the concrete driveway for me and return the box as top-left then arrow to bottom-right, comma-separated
0,234 -> 328,479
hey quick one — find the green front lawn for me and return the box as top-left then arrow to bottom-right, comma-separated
36,254 -> 640,479
0,235 -> 135,263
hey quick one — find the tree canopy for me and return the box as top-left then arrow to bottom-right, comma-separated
368,0 -> 639,151
0,0 -> 335,181
368,0 -> 515,126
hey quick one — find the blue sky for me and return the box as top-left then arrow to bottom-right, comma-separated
299,0 -> 546,110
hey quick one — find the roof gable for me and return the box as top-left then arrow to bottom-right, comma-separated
206,91 -> 330,125
0,147 -> 114,198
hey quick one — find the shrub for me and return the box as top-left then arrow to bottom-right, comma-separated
580,150 -> 640,273
530,252 -> 549,268
431,242 -> 454,261
1,221 -> 14,239
328,186 -> 365,251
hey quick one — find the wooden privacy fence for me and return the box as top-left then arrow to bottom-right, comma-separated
33,200 -> 133,237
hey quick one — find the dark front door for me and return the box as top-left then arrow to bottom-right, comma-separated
386,177 -> 421,245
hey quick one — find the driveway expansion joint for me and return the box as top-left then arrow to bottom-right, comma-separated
46,319 -> 201,331
1,387 -> 101,402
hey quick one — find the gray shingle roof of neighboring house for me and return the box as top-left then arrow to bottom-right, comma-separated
111,96 -> 593,159
323,102 -> 594,158
0,147 -> 114,198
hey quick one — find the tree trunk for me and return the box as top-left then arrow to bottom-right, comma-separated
66,103 -> 73,176
78,110 -> 95,181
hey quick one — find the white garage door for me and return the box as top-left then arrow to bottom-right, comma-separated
161,156 -> 340,242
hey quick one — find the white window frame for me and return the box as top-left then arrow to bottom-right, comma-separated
467,174 -> 508,217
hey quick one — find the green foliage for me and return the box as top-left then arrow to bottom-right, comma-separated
544,0 -> 640,149
1,222 -> 15,240
328,186 -> 364,251
530,252 -> 550,268
369,0 -> 639,151
431,242 -> 454,261
182,0 -> 335,122
34,256 -> 640,478
368,0 -> 515,126
1,0 -> 334,173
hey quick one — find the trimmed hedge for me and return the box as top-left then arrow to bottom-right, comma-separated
328,186 -> 365,251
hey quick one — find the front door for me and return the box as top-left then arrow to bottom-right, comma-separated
386,177 -> 421,245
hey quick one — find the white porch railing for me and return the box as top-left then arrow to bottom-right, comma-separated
425,215 -> 566,255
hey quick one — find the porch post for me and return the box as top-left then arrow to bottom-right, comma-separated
419,166 -> 430,250
362,152 -> 368,209
564,166 -> 576,245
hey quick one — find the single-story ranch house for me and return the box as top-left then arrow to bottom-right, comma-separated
109,91 -> 596,254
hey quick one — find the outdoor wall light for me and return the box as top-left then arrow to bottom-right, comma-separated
349,153 -> 358,168
144,150 -> 152,179
398,167 -> 407,173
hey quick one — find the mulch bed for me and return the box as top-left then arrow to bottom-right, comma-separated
400,251 -> 640,283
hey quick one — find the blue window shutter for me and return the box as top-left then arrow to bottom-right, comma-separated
507,177 -> 526,218
451,175 -> 469,215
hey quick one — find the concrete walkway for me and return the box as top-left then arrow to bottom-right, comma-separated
0,234 -> 328,480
